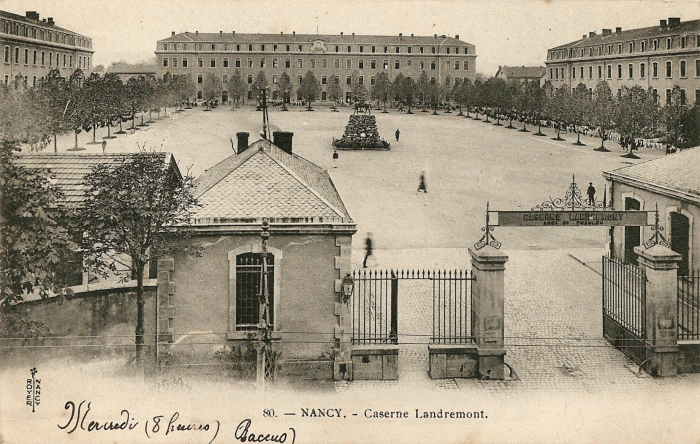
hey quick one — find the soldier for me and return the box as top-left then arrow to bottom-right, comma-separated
587,182 -> 596,205
395,129 -> 400,142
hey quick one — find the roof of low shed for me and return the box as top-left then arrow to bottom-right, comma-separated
193,139 -> 353,224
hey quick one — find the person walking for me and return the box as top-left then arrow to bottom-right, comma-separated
363,234 -> 373,268
417,171 -> 427,193
587,182 -> 596,205
101,139 -> 107,153
395,129 -> 400,142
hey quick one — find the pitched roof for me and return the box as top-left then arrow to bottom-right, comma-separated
604,147 -> 700,203
13,153 -> 176,206
550,18 -> 700,51
0,10 -> 91,39
495,66 -> 545,79
159,32 -> 473,48
193,139 -> 353,224
106,63 -> 157,75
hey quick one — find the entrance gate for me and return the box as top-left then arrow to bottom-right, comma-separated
350,269 -> 474,346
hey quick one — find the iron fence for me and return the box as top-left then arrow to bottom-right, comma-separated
351,269 -> 398,344
430,270 -> 474,344
602,255 -> 646,339
678,269 -> 700,340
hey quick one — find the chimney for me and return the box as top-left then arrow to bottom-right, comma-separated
602,29 -> 611,36
434,34 -> 438,38
233,31 -> 235,36
583,34 -> 587,39
47,17 -> 54,26
615,27 -> 622,34
399,32 -> 402,40
668,17 -> 681,28
352,33 -> 355,37
196,30 -> 199,36
25,11 -> 39,21
236,132 -> 250,154
273,131 -> 294,154
293,31 -> 296,36
411,33 -> 414,38
340,32 -> 343,37
589,31 -> 596,38
455,34 -> 459,40
660,19 -> 667,28
280,31 -> 283,35
220,30 -> 223,38
171,31 -> 175,36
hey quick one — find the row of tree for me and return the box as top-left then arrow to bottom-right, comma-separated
1,69 -> 196,152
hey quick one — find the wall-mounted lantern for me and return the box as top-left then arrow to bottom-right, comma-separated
341,273 -> 354,304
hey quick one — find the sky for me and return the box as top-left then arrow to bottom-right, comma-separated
1,0 -> 699,76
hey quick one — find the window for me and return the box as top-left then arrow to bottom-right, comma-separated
48,52 -> 52,66
260,58 -> 265,68
628,64 -> 633,79
210,58 -> 216,68
455,61 -> 460,70
430,61 -> 435,70
3,75 -> 7,85
359,60 -> 364,69
347,45 -> 351,52
384,46 -> 388,53
653,62 -> 658,78
408,47 -> 412,54
384,60 -> 389,70
445,77 -> 450,86
550,68 -> 553,80
234,58 -> 239,68
310,59 -> 315,69
298,75 -> 302,84
211,44 -> 216,50
63,54 -> 66,68
247,75 -> 253,84
617,44 -> 622,54
334,45 -> 338,52
555,67 -> 559,80
666,61 -> 672,78
198,57 -> 203,68
446,60 -> 451,70
272,75 -> 277,84
359,46 -> 363,53
346,59 -> 351,69
653,39 -> 659,50
696,90 -> 700,105
234,253 -> 275,331
370,76 -> 376,86
666,38 -> 672,50
395,46 -> 400,53
666,89 -> 672,105
680,60 -> 686,78
346,76 -> 351,85
629,42 -> 634,53
640,62 -> 645,79
447,47 -> 451,55
358,75 -> 363,85
607,64 -> 611,79
24,48 -> 29,64
572,67 -> 576,79
32,76 -> 36,87
223,58 -> 229,68
680,89 -> 686,105
419,60 -> 424,69
223,74 -> 228,84
394,60 -> 400,69
248,44 -> 253,51
272,58 -> 278,68
261,44 -> 265,51
371,46 -> 376,53
321,75 -> 327,85
273,44 -> 277,51
464,61 -> 468,70
334,59 -> 340,69
173,57 -> 178,68
681,36 -> 687,48
3,46 -> 9,64
322,59 -> 327,69
652,89 -> 658,104
419,46 -> 424,54
197,74 -> 202,84
431,46 -> 436,54
285,59 -> 291,69
607,45 -> 612,55
248,58 -> 253,68
287,45 -> 291,52
371,59 -> 376,69
296,59 -> 302,69
641,41 -> 646,52
33,49 -> 37,65
41,51 -> 45,66
589,66 -> 592,79
696,59 -> 700,77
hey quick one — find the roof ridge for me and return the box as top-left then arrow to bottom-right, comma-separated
262,148 -> 345,219
194,148 -> 257,198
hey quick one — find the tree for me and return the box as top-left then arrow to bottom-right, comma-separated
372,71 -> 391,111
81,72 -> 107,145
65,69 -> 87,150
101,73 -> 125,138
680,104 -> 700,149
417,71 -> 429,109
350,70 -> 368,103
401,76 -> 416,114
592,81 -> 614,151
37,69 -> 71,152
548,86 -> 570,140
276,72 -> 293,110
663,85 -> 688,149
228,70 -> 247,108
568,83 -> 592,145
326,75 -> 342,111
252,71 -> 268,110
0,140 -> 78,306
202,73 -> 222,110
614,85 -> 657,158
79,153 -> 198,362
299,70 -> 320,111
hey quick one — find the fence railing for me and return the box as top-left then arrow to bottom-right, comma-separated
678,269 -> 700,341
602,255 -> 646,339
351,269 -> 397,345
430,270 -> 474,344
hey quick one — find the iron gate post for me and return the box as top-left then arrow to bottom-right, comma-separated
390,271 -> 398,344
634,245 -> 681,376
469,246 -> 508,380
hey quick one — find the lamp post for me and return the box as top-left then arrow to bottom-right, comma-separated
257,218 -> 273,388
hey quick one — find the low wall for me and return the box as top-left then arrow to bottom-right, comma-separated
351,344 -> 398,380
0,281 -> 158,364
428,344 -> 478,379
678,341 -> 700,373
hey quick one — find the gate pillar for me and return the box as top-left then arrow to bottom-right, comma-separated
634,244 -> 681,377
469,246 -> 508,379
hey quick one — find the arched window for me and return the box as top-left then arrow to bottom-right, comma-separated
624,197 -> 641,265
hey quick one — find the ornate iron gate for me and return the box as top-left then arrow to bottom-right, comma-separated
350,269 -> 473,345
602,255 -> 648,364
678,269 -> 700,340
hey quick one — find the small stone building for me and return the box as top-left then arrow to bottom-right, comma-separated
604,147 -> 700,274
161,135 -> 356,379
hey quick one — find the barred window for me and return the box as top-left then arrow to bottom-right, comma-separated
235,253 -> 274,330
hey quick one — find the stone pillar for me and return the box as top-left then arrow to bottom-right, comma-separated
469,246 -> 508,380
634,244 -> 681,377
333,235 -> 353,380
156,257 -> 176,368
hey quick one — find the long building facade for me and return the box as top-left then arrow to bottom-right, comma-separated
155,31 -> 476,102
545,17 -> 700,106
1,10 -> 94,88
